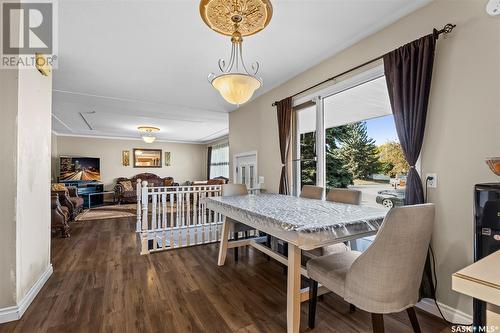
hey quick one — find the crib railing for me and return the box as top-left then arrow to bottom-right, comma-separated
136,180 -> 223,254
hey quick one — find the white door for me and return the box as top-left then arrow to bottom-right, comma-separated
234,152 -> 257,189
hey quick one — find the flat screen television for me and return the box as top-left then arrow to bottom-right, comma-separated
59,156 -> 101,182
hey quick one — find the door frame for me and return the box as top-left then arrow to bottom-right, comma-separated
233,150 -> 258,186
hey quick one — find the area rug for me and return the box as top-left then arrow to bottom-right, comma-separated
75,204 -> 137,221
75,203 -> 194,221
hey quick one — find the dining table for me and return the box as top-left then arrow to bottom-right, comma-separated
205,193 -> 388,333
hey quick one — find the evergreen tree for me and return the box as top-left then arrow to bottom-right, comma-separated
299,132 -> 317,186
300,128 -> 353,188
337,122 -> 381,179
325,127 -> 353,188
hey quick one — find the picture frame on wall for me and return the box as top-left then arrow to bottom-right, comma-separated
122,150 -> 130,166
165,152 -> 171,166
133,148 -> 162,168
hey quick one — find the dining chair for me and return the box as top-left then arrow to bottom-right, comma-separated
300,185 -> 324,200
325,188 -> 362,205
280,185 -> 325,274
307,203 -> 435,333
221,184 -> 254,261
316,188 -> 364,261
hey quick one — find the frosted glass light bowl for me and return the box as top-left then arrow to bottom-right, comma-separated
486,157 -> 500,176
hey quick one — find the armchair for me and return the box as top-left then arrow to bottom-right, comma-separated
51,184 -> 84,220
51,194 -> 70,238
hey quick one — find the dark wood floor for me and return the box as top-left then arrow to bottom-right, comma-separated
0,217 -> 450,333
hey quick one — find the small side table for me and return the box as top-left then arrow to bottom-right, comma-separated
87,191 -> 116,210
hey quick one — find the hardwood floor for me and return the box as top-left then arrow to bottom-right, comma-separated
0,217 -> 450,333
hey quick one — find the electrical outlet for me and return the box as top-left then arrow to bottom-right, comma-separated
426,173 -> 437,188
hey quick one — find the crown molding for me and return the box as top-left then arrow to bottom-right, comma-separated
51,131 -> 228,145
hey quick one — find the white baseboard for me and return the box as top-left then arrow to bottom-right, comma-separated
0,264 -> 53,324
417,298 -> 473,325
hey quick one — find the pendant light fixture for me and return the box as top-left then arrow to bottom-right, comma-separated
200,0 -> 273,105
138,126 -> 159,144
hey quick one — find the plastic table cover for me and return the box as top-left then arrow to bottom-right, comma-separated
205,193 -> 388,249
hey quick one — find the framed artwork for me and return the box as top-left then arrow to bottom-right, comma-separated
133,148 -> 162,168
122,150 -> 130,166
165,152 -> 171,166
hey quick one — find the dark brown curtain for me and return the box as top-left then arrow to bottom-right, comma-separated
384,34 -> 435,205
383,33 -> 436,299
276,97 -> 293,195
207,146 -> 212,180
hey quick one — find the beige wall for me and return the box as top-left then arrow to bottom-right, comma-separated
16,68 -> 52,301
55,136 -> 207,189
0,66 -> 52,311
0,70 -> 19,308
229,0 -> 500,316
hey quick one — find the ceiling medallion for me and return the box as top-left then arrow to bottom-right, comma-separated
200,0 -> 273,105
199,0 -> 273,37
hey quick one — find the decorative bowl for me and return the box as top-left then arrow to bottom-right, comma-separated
486,157 -> 500,176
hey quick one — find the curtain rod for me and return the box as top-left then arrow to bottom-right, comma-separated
272,23 -> 456,107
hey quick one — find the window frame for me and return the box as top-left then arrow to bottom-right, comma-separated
291,64 -> 421,194
209,141 -> 229,179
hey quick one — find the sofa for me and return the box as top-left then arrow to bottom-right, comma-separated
191,176 -> 229,185
51,184 -> 84,220
114,173 -> 179,204
51,194 -> 70,237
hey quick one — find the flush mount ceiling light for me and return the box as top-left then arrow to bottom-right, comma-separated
200,0 -> 273,105
138,126 -> 160,144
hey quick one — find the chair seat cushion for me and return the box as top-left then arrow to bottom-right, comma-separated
306,250 -> 361,298
304,243 -> 349,258
122,191 -> 136,198
70,197 -> 84,208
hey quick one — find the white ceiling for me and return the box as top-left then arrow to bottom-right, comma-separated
53,0 -> 430,144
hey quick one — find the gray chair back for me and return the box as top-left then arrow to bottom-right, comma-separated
326,188 -> 362,205
345,203 -> 435,313
222,184 -> 248,197
300,185 -> 323,200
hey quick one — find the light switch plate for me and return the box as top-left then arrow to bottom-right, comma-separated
426,173 -> 437,188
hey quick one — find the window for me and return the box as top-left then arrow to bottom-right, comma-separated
295,104 -> 317,190
293,66 -> 408,212
209,142 -> 229,178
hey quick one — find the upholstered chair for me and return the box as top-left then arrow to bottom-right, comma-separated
307,203 -> 435,333
310,188 -> 364,260
66,186 -> 84,216
326,188 -> 362,205
323,188 -> 363,255
51,184 -> 83,220
300,185 -> 324,200
221,184 -> 254,261
51,194 -> 70,238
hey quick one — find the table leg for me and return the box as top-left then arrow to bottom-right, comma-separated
217,217 -> 231,266
287,243 -> 301,333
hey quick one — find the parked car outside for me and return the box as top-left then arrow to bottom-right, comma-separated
375,189 -> 405,208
